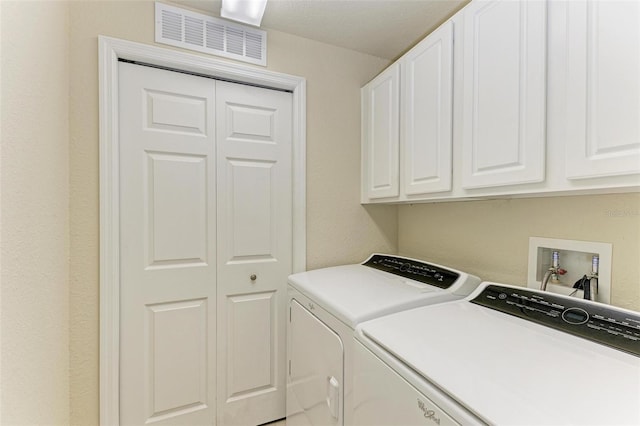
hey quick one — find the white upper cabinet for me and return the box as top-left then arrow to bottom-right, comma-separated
361,64 -> 400,200
361,0 -> 639,204
564,0 -> 640,179
402,21 -> 454,195
460,0 -> 547,189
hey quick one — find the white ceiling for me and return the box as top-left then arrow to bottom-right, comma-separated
173,0 -> 470,60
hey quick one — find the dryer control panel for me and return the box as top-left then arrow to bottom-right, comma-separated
363,254 -> 460,289
472,285 -> 640,356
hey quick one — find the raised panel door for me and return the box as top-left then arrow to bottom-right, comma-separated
565,0 -> 640,179
215,81 -> 293,425
460,0 -> 547,189
402,20 -> 454,195
119,62 -> 294,426
119,62 -> 217,425
362,64 -> 400,200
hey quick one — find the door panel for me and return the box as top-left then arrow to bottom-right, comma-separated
226,291 -> 277,399
146,152 -> 208,266
225,103 -> 277,142
460,0 -> 546,189
226,159 -> 277,261
146,299 -> 208,420
402,20 -> 454,195
216,81 -> 293,425
145,90 -> 208,135
362,65 -> 400,200
119,62 -> 217,425
565,0 -> 640,179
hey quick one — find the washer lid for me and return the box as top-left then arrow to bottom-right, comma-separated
357,291 -> 640,425
288,262 -> 476,328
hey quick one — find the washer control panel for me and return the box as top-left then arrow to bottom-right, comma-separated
363,254 -> 460,289
472,284 -> 640,356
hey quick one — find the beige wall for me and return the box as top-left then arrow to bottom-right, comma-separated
398,193 -> 640,311
0,1 -> 70,424
68,1 -> 394,424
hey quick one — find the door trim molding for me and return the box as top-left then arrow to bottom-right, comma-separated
98,36 -> 306,425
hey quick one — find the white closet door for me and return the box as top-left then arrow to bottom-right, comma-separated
402,20 -> 454,195
565,0 -> 640,179
119,62 -> 217,425
215,81 -> 293,425
460,0 -> 547,189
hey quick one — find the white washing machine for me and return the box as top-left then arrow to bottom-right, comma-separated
286,254 -> 481,426
354,282 -> 640,425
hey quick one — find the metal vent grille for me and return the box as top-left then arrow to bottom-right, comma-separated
155,2 -> 267,66
161,8 -> 182,41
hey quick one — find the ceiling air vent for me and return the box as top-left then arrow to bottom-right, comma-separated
155,2 -> 267,67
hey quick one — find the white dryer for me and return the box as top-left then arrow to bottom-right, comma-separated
286,254 -> 481,426
354,282 -> 640,425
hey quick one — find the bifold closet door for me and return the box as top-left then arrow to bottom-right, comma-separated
119,62 -> 217,425
215,81 -> 293,426
119,62 -> 293,426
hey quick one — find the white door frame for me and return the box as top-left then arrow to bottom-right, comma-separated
98,36 -> 306,426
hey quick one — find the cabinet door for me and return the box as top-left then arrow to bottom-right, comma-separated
460,0 -> 547,189
565,0 -> 640,179
402,21 -> 454,195
361,64 -> 400,200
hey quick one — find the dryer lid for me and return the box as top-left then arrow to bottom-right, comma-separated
288,255 -> 479,328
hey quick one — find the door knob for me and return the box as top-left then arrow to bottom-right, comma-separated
250,274 -> 257,281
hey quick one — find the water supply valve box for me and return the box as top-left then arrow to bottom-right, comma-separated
527,237 -> 612,304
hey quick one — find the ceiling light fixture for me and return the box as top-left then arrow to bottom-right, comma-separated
220,0 -> 268,27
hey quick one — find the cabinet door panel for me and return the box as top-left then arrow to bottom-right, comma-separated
362,65 -> 400,200
402,21 -> 454,195
565,0 -> 640,179
461,0 -> 547,189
